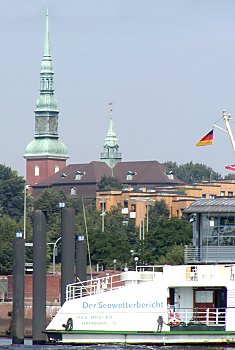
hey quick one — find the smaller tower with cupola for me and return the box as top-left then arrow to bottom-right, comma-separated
24,9 -> 68,186
100,103 -> 122,168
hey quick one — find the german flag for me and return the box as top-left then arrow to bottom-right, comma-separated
196,129 -> 213,147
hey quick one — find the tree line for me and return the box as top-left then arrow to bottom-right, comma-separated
0,160 -> 232,274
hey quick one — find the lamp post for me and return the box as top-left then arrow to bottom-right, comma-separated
130,197 -> 156,236
134,256 -> 139,270
52,237 -> 62,274
97,197 -> 108,232
23,185 -> 30,240
113,259 -> 117,271
100,202 -> 105,232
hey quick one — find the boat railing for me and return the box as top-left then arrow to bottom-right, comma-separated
136,265 -> 164,273
168,307 -> 226,326
66,268 -> 163,300
66,273 -> 125,300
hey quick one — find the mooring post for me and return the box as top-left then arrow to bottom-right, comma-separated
12,232 -> 25,344
32,210 -> 47,345
75,235 -> 87,284
61,207 -> 75,305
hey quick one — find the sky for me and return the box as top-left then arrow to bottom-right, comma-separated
1,0 -> 235,177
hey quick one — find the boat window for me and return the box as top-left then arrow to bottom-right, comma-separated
195,290 -> 213,303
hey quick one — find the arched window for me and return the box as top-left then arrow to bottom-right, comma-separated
55,165 -> 59,173
35,165 -> 39,176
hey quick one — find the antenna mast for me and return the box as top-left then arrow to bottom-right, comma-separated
223,111 -> 235,153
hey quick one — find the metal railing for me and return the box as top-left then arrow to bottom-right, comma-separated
66,267 -> 162,301
168,307 -> 226,326
66,273 -> 124,300
184,245 -> 235,264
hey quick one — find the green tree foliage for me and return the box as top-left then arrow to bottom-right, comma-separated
148,200 -> 170,226
0,215 -> 20,274
143,216 -> 192,265
0,164 -> 25,220
97,176 -> 122,191
163,161 -> 222,183
156,245 -> 185,265
224,173 -> 235,180
33,188 -> 66,215
33,189 -> 67,241
75,204 -> 137,270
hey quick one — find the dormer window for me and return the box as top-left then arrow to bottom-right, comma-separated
126,171 -> 137,181
61,173 -> 67,178
75,170 -> 86,180
166,170 -> 174,180
70,187 -> 77,195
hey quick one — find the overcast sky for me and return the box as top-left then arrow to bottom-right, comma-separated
1,0 -> 235,177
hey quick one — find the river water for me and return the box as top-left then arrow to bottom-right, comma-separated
0,339 -> 234,350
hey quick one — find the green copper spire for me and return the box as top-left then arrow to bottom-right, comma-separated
100,103 -> 122,168
36,8 -> 57,112
25,9 -> 68,160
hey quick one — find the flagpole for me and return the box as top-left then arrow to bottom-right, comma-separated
223,111 -> 235,153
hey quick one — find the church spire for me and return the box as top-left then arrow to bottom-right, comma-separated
36,8 -> 57,113
24,9 -> 68,186
100,103 -> 122,168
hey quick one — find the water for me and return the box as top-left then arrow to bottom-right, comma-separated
0,340 -> 234,350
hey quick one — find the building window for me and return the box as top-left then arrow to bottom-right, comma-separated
35,165 -> 39,176
70,187 -> 77,195
130,204 -> 136,212
126,171 -> 137,181
202,193 -> 206,198
61,173 -> 67,178
75,170 -> 86,180
55,165 -> 59,173
209,194 -> 216,199
124,200 -> 128,208
100,202 -> 106,211
220,191 -> 225,196
228,191 -> 233,197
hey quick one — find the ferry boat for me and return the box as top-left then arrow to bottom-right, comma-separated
45,263 -> 235,344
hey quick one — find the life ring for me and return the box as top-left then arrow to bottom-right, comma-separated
62,317 -> 73,331
169,312 -> 181,326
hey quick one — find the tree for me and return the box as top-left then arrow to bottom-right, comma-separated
75,204 -> 134,270
33,189 -> 66,240
0,164 -> 25,220
0,215 -> 20,274
224,173 -> 235,180
157,245 -> 185,265
143,216 -> 192,265
163,161 -> 222,183
97,176 -> 122,191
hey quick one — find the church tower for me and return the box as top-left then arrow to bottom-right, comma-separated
100,104 -> 122,168
25,10 -> 68,186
